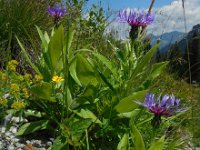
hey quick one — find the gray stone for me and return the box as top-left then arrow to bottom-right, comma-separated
26,140 -> 31,144
7,145 -> 15,150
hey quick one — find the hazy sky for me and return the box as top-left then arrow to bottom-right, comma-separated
86,0 -> 200,36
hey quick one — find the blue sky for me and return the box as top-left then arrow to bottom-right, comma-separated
87,0 -> 174,10
86,0 -> 200,35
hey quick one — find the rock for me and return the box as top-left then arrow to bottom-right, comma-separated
26,140 -> 31,144
46,141 -> 52,147
37,148 -> 46,150
7,145 -> 15,150
10,126 -> 17,134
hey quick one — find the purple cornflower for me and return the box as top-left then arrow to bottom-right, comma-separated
134,93 -> 185,128
118,8 -> 155,27
48,4 -> 66,26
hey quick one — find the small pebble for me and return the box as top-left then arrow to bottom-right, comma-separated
46,141 -> 52,146
10,127 -> 17,134
37,148 -> 46,150
26,140 -> 31,144
1,127 -> 6,133
7,145 -> 15,150
11,117 -> 21,123
5,131 -> 12,137
13,138 -> 20,143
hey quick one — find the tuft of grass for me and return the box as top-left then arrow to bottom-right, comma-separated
0,0 -> 53,68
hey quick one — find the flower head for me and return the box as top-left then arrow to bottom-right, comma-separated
52,75 -> 64,83
34,74 -> 43,82
0,98 -> 8,106
118,8 -> 154,27
10,83 -> 20,93
11,101 -> 25,110
134,93 -> 185,117
134,93 -> 185,128
7,60 -> 19,72
48,4 -> 66,19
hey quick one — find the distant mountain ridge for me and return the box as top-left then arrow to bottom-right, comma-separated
149,31 -> 185,53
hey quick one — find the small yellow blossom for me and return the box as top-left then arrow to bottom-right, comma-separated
22,88 -> 30,98
9,60 -> 18,65
17,75 -> 24,81
7,60 -> 19,72
0,98 -> 8,106
0,72 -> 7,81
34,74 -> 43,82
24,73 -> 32,80
52,75 -> 64,83
10,83 -> 20,92
11,101 -> 25,110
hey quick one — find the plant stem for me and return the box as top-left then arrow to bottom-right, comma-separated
148,0 -> 155,14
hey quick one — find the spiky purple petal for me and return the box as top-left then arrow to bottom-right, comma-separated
48,4 -> 66,18
118,8 -> 155,27
134,93 -> 185,117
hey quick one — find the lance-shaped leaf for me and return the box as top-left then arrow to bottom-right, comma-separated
48,25 -> 64,72
148,136 -> 165,150
117,134 -> 130,150
130,119 -> 145,150
115,90 -> 147,113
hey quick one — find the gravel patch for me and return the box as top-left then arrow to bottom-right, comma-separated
0,115 -> 53,150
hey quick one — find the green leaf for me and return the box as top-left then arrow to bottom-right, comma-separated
76,54 -> 98,85
36,26 -> 49,52
115,90 -> 147,113
16,37 -> 40,74
30,82 -> 54,101
48,25 -> 64,72
117,109 -> 140,118
148,136 -> 165,150
92,53 -> 119,81
98,69 -> 115,92
130,120 -> 145,150
24,110 -> 45,118
74,109 -> 102,124
16,120 -> 50,136
132,44 -> 159,78
117,134 -> 130,150
148,62 -> 168,80
70,119 -> 92,142
69,59 -> 82,86
67,87 -> 73,107
65,26 -> 75,60
51,135 -> 68,150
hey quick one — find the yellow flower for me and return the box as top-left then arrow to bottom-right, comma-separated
17,75 -> 24,81
52,75 -> 64,83
0,72 -> 7,81
9,60 -> 18,65
0,98 -> 8,106
11,101 -> 25,110
34,74 -> 43,82
24,73 -> 32,80
10,83 -> 20,92
22,88 -> 30,98
7,60 -> 19,72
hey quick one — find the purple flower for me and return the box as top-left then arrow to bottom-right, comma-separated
134,93 -> 185,117
118,8 -> 155,27
48,4 -> 66,20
